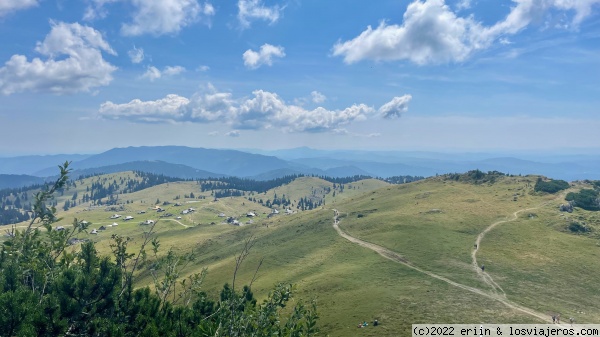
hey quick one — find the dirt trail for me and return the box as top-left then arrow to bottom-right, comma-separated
332,209 -> 552,323
162,218 -> 189,227
471,207 -> 539,296
471,192 -> 567,297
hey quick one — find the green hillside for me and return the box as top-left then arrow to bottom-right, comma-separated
4,171 -> 600,336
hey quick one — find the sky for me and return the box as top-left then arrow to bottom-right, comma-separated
0,0 -> 599,155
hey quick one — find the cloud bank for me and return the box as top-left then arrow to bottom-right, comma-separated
98,86 -> 412,133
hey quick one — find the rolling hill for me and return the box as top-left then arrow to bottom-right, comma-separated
5,169 -> 598,335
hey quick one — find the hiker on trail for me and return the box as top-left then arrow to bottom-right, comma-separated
569,317 -> 574,325
557,314 -> 561,324
552,315 -> 556,324
481,265 -> 485,272
474,244 -> 478,249
374,319 -> 379,326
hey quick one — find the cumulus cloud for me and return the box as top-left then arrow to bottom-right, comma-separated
97,86 -> 411,133
0,22 -> 117,95
122,0 -> 214,35
141,65 -> 185,81
311,91 -> 326,103
378,95 -> 412,119
0,0 -> 38,16
243,44 -> 285,69
333,0 -> 488,65
225,130 -> 241,137
128,46 -> 145,63
238,0 -> 283,28
197,65 -> 210,72
99,94 -> 190,123
85,0 -> 214,35
333,0 -> 600,65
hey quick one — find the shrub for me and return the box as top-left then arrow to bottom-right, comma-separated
534,178 -> 570,194
568,222 -> 590,233
565,189 -> 600,211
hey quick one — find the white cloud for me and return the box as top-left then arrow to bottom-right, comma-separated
333,0 -> 488,65
122,0 -> 215,36
456,0 -> 471,10
97,86 -> 411,133
207,131 -> 219,136
0,22 -> 117,95
99,94 -> 190,123
311,91 -> 326,103
243,44 -> 285,69
0,0 -> 38,16
333,0 -> 600,65
142,66 -> 162,81
141,65 -> 186,81
128,46 -> 145,63
85,0 -> 215,35
197,65 -> 210,72
163,65 -> 186,76
83,0 -> 119,20
235,90 -> 374,132
238,0 -> 283,28
185,89 -> 237,122
225,130 -> 241,137
378,95 -> 413,119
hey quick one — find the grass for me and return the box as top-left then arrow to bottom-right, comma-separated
6,172 -> 600,335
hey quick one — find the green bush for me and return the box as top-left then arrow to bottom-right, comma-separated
568,222 -> 590,233
565,189 -> 600,211
534,178 -> 570,194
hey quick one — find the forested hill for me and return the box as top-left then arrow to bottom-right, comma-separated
0,171 -> 424,226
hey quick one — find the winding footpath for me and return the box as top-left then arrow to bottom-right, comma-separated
332,209 -> 558,323
471,193 -> 568,297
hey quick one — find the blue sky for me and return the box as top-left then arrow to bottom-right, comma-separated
0,0 -> 599,155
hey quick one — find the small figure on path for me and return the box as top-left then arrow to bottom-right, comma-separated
557,314 -> 561,324
569,317 -> 574,325
481,264 -> 485,272
552,315 -> 556,324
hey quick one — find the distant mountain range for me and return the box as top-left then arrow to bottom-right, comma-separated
0,146 -> 599,189
0,174 -> 45,189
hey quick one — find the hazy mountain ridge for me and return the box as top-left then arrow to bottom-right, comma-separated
68,161 -> 223,180
1,146 -> 599,186
0,174 -> 45,189
0,154 -> 91,175
33,146 -> 292,177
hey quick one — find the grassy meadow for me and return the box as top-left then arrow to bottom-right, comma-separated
5,172 -> 600,335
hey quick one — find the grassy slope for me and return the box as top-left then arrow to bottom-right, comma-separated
336,175 -> 600,324
7,173 -> 600,335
